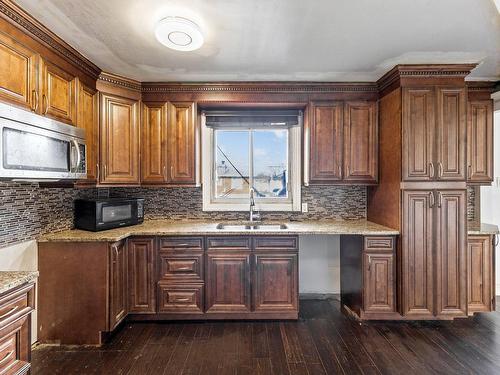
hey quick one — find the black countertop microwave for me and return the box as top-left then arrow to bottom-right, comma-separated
74,198 -> 144,231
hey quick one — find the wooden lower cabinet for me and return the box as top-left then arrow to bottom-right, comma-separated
253,252 -> 298,312
109,240 -> 128,330
128,238 -> 156,313
340,235 -> 397,319
468,235 -> 496,314
206,251 -> 252,314
0,283 -> 34,375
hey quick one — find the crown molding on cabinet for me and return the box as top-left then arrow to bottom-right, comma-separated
0,0 -> 101,80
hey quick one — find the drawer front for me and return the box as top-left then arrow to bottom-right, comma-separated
159,252 -> 203,281
0,292 -> 29,325
254,236 -> 298,251
0,330 -> 18,373
207,237 -> 251,251
364,237 -> 394,251
157,283 -> 204,314
159,237 -> 203,250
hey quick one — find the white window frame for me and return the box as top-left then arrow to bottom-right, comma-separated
202,113 -> 302,212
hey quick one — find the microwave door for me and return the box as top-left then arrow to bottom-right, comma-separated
99,203 -> 134,227
0,117 -> 74,179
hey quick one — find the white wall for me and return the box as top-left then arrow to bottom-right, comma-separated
481,109 -> 500,294
299,235 -> 340,294
0,241 -> 38,343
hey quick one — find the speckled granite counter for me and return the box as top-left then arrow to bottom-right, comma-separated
0,271 -> 38,295
468,223 -> 499,236
38,219 -> 399,242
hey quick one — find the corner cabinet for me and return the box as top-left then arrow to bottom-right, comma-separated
309,100 -> 378,184
99,93 -> 140,184
141,101 -> 197,185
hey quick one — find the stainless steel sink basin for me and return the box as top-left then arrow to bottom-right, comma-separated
216,223 -> 288,231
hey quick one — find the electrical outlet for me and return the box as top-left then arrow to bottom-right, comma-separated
302,203 -> 308,213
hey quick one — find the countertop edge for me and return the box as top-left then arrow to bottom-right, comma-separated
0,271 -> 38,295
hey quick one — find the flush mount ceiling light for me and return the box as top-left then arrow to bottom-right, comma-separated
154,16 -> 204,51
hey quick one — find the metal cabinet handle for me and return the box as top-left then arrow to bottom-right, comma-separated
174,297 -> 190,302
494,235 -> 499,248
31,90 -> 39,112
43,94 -> 48,114
338,164 -> 342,178
429,163 -> 435,178
175,267 -> 191,271
0,351 -> 13,365
170,165 -> 174,179
367,255 -> 371,271
0,306 -> 18,320
437,191 -> 442,208
104,164 -> 107,178
163,165 -> 167,181
468,165 -> 472,179
96,163 -> 100,182
429,191 -> 435,208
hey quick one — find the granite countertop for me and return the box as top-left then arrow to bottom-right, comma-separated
0,271 -> 38,295
38,219 -> 399,242
468,223 -> 499,235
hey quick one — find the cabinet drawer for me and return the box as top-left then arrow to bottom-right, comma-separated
0,331 -> 17,372
159,252 -> 203,281
0,288 -> 30,326
207,237 -> 251,251
254,236 -> 298,251
157,283 -> 204,314
159,237 -> 203,250
364,237 -> 394,251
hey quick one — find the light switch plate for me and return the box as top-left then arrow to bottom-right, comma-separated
302,203 -> 308,213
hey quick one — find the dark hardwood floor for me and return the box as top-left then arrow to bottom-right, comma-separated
32,297 -> 500,375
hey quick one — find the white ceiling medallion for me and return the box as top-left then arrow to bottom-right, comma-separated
154,17 -> 204,51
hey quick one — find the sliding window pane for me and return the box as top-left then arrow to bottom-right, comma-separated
252,129 -> 288,198
215,130 -> 250,199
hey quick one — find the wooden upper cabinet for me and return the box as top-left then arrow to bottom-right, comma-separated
142,102 -> 168,184
0,32 -> 38,111
100,93 -> 140,184
40,59 -> 77,125
166,102 -> 196,185
436,87 -> 466,181
76,81 -> 98,182
402,88 -> 435,181
343,101 -> 378,183
468,235 -> 494,314
402,190 -> 434,317
467,100 -> 493,184
309,101 -> 343,182
434,190 -> 467,317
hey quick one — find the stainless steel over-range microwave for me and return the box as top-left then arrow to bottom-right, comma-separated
0,102 -> 86,181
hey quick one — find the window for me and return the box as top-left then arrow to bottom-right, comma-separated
202,110 -> 302,211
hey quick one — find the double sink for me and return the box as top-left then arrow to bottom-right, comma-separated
216,222 -> 288,231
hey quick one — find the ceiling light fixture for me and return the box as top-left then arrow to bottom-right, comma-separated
154,16 -> 204,51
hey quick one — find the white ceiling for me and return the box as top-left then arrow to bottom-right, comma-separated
15,0 -> 500,82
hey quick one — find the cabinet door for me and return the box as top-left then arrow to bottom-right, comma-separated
363,252 -> 395,313
467,100 -> 493,183
253,253 -> 298,312
128,238 -> 155,313
206,252 -> 251,313
167,102 -> 196,184
402,88 -> 435,181
100,93 -> 140,184
0,32 -> 38,111
468,235 -> 494,314
109,241 -> 127,329
436,87 -> 466,181
77,82 -> 98,182
40,59 -> 77,125
435,190 -> 467,317
343,101 -> 378,183
309,101 -> 343,182
142,103 -> 168,183
402,190 -> 434,317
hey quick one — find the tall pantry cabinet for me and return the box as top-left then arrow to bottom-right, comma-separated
368,64 -> 493,319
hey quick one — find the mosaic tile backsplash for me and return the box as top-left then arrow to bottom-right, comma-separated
0,182 -> 366,248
